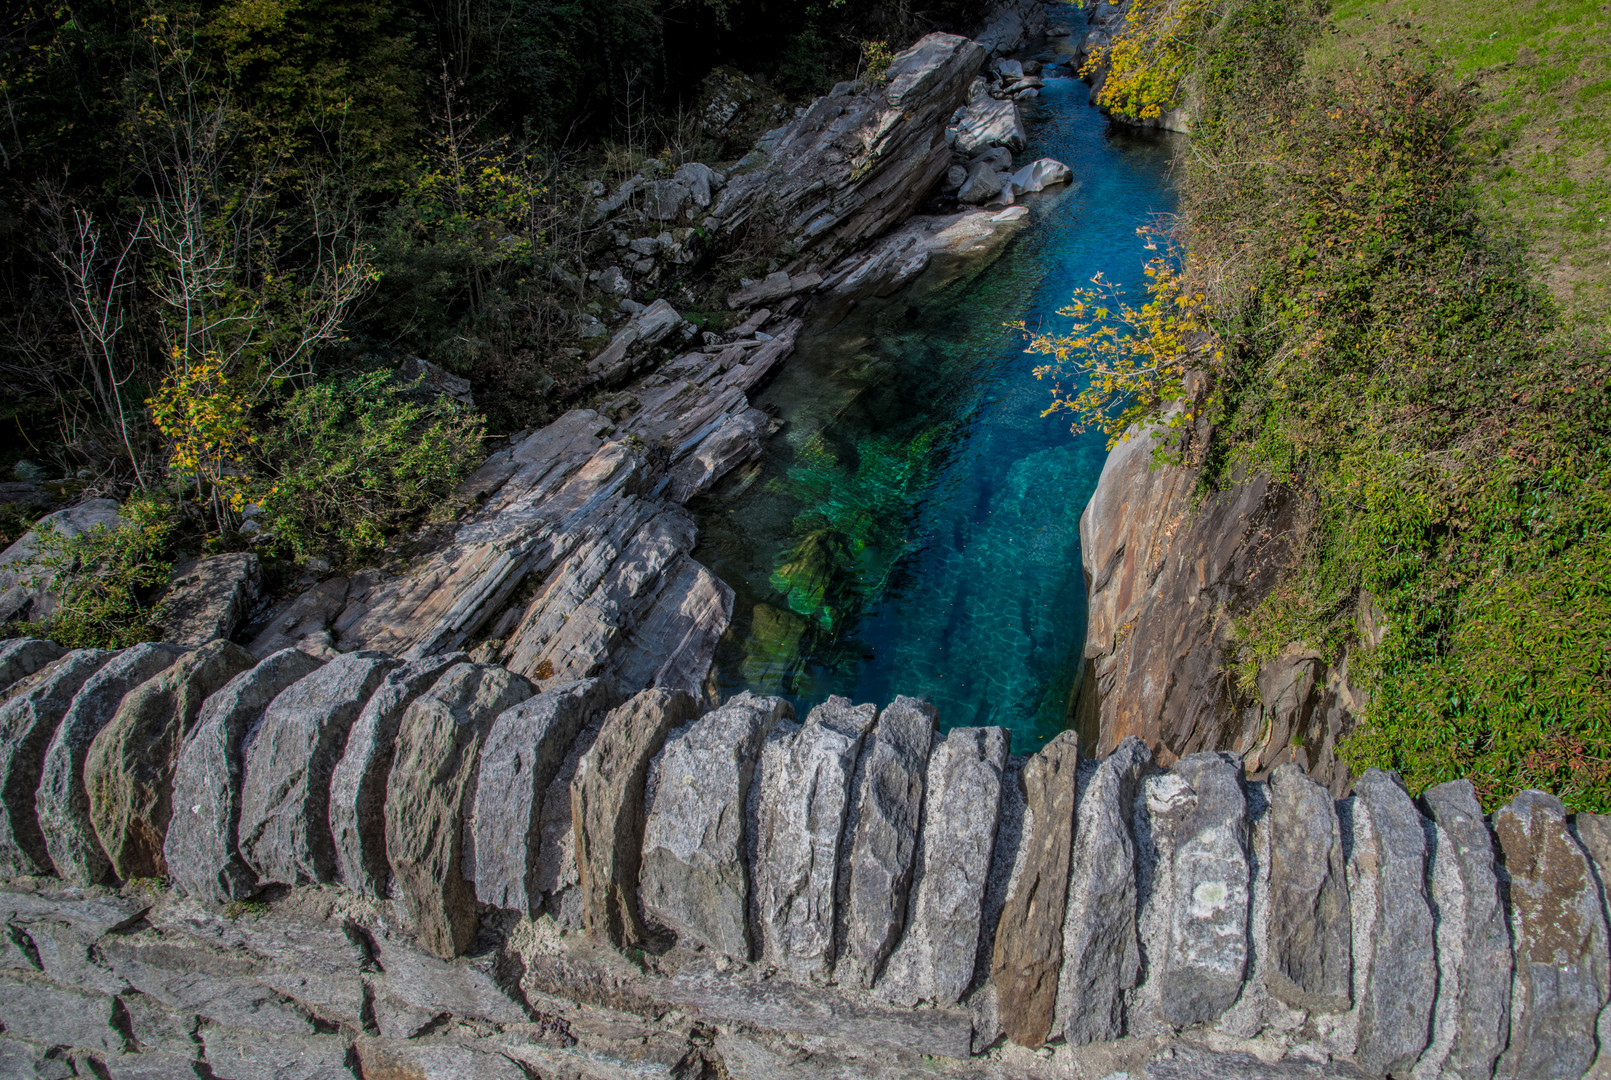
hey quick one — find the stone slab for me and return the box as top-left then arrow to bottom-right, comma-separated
990,729 -> 1079,1048
0,650 -> 110,877
1266,761 -> 1351,1013
84,641 -> 255,880
37,644 -> 185,885
164,648 -> 325,902
328,653 -> 465,897
385,662 -> 533,958
837,696 -> 933,988
572,687 -> 697,948
472,679 -> 614,916
238,653 -> 398,885
878,725 -> 1009,1007
640,691 -> 789,959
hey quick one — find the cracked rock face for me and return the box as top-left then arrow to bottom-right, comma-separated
385,662 -> 534,959
472,678 -> 615,916
570,687 -> 698,949
640,690 -> 790,960
84,640 -> 256,881
753,697 -> 880,982
237,653 -> 399,887
38,643 -> 185,885
165,647 -> 326,902
1266,762 -> 1351,1014
990,729 -> 1080,1048
1495,789 -> 1609,1080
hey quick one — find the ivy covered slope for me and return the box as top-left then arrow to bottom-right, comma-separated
1074,0 -> 1609,809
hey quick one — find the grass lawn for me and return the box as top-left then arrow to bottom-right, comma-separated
1316,0 -> 1611,328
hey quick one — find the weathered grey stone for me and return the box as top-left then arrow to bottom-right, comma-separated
118,990 -> 200,1053
1057,735 -> 1153,1045
1145,1045 -> 1372,1079
98,935 -> 312,1034
3,908 -> 128,995
328,653 -> 464,897
1416,779 -> 1509,1080
354,1039 -> 526,1080
1159,752 -> 1249,1027
164,649 -> 325,902
990,729 -> 1079,1048
878,725 -> 1009,1007
1494,789 -> 1608,1080
1347,768 -> 1436,1076
0,1037 -> 73,1079
1006,157 -> 1072,194
532,714 -> 601,927
952,81 -> 1026,155
837,696 -> 934,988
1265,761 -> 1351,1013
0,650 -> 110,877
153,553 -> 260,647
0,972 -> 126,1054
104,1050 -> 205,1079
385,662 -> 533,958
1576,811 -> 1611,1080
0,500 -> 121,624
368,928 -> 529,1029
472,678 -> 614,915
37,644 -> 185,885
201,1028 -> 354,1080
754,697 -> 879,981
639,691 -> 789,959
572,687 -> 696,948
84,641 -> 256,880
238,653 -> 398,886
0,640 -> 64,697
957,160 -> 1005,204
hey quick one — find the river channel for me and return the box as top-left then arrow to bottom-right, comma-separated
692,19 -> 1180,754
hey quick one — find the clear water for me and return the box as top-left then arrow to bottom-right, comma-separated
691,27 -> 1181,755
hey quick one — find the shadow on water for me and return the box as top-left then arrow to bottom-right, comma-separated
691,26 -> 1181,755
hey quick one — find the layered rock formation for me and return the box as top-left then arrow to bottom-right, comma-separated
0,636 -> 1607,1080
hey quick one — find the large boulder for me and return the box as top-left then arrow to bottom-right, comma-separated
164,648 -> 325,902
0,499 -> 121,623
571,687 -> 697,948
384,662 -> 533,959
753,697 -> 880,980
990,730 -> 1080,1048
84,640 -> 256,880
152,553 -> 261,647
0,639 -> 65,696
328,653 -> 465,897
952,79 -> 1027,155
1007,157 -> 1072,194
0,650 -> 110,876
471,679 -> 614,916
709,34 -> 987,268
237,652 -> 399,886
37,643 -> 185,884
639,691 -> 789,959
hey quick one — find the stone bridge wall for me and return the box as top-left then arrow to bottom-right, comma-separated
0,635 -> 1608,1079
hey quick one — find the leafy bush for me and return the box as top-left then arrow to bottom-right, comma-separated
253,372 -> 485,566
1083,0 -> 1216,121
19,495 -> 176,649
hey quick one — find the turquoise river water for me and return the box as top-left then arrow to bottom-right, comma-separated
692,23 -> 1180,755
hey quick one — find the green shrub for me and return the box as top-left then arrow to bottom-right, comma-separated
18,495 -> 176,649
254,372 -> 485,566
